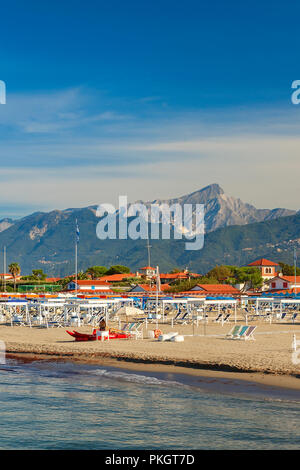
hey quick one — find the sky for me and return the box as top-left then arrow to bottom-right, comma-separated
0,0 -> 299,218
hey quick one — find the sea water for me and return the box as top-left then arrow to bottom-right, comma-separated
0,359 -> 300,450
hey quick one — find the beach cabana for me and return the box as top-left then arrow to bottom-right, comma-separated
203,297 -> 238,324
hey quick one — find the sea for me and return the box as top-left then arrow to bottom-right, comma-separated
0,359 -> 300,450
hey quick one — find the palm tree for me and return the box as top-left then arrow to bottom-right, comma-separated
8,263 -> 21,292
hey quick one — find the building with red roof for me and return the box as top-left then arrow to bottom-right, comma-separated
189,284 -> 240,296
159,272 -> 201,284
128,283 -> 171,293
265,275 -> 300,292
66,279 -> 112,292
138,266 -> 157,279
98,273 -> 136,283
247,258 -> 280,280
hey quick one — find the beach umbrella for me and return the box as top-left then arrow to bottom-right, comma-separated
115,306 -> 144,317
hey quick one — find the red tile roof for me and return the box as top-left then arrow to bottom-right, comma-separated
160,273 -> 187,279
132,283 -> 170,292
278,276 -> 300,283
67,289 -> 114,295
160,272 -> 201,280
98,273 -> 136,282
71,280 -> 110,286
247,258 -> 279,267
191,284 -> 240,294
267,288 -> 300,294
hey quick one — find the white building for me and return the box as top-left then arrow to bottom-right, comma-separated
266,275 -> 300,292
67,280 -> 112,292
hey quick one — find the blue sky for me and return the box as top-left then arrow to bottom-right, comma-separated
0,0 -> 299,218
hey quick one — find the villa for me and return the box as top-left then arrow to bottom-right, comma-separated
265,274 -> 300,293
247,258 -> 281,280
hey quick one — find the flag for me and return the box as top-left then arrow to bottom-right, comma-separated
76,219 -> 80,244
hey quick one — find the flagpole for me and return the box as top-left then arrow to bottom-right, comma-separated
294,247 -> 297,296
75,239 -> 78,297
75,219 -> 79,298
3,246 -> 6,293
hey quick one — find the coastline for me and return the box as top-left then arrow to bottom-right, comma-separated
2,322 -> 300,392
6,348 -> 300,393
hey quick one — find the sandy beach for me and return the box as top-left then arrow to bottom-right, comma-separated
2,318 -> 300,391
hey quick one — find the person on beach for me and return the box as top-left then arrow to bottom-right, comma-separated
99,319 -> 107,331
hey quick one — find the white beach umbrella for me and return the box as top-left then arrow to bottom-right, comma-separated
115,306 -> 144,317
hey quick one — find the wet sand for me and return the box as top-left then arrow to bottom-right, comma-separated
1,320 -> 300,391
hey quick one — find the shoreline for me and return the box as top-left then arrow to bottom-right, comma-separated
6,348 -> 300,392
2,322 -> 300,392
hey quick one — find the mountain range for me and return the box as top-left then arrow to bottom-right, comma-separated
0,184 -> 298,276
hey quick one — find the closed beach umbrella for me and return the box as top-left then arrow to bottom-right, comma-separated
115,306 -> 144,317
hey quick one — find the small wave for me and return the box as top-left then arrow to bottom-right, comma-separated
90,368 -> 184,388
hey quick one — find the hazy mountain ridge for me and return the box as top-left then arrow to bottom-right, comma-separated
140,184 -> 296,232
0,184 -> 297,276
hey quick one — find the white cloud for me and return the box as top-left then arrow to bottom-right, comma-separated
0,87 -> 299,214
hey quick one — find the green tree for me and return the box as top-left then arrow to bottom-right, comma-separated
278,262 -> 300,276
105,265 -> 130,275
85,266 -> 108,279
206,265 -> 233,282
8,262 -> 21,291
31,269 -> 47,281
77,271 -> 88,280
225,266 -> 263,290
170,268 -> 181,273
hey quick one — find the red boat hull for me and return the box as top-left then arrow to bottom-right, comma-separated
66,330 -> 129,341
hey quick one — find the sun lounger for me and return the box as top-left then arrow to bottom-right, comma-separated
235,325 -> 249,339
243,325 -> 256,340
226,325 -> 242,339
291,313 -> 298,323
158,332 -> 178,342
11,315 -> 26,327
123,322 -> 144,339
172,311 -> 183,323
227,325 -> 257,340
214,313 -> 223,322
47,317 -> 64,328
222,313 -> 231,323
128,322 -> 143,340
175,312 -> 190,325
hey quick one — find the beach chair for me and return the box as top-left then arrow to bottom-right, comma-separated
222,313 -> 231,323
176,312 -> 190,325
120,322 -> 134,333
229,325 -> 249,340
125,322 -> 143,340
47,315 -> 65,328
226,325 -> 242,339
11,315 -> 26,327
214,313 -> 223,322
171,311 -> 182,323
291,313 -> 298,323
279,313 -> 287,322
242,325 -> 256,341
263,312 -> 272,322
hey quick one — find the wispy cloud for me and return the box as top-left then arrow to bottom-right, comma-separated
0,87 -> 299,216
